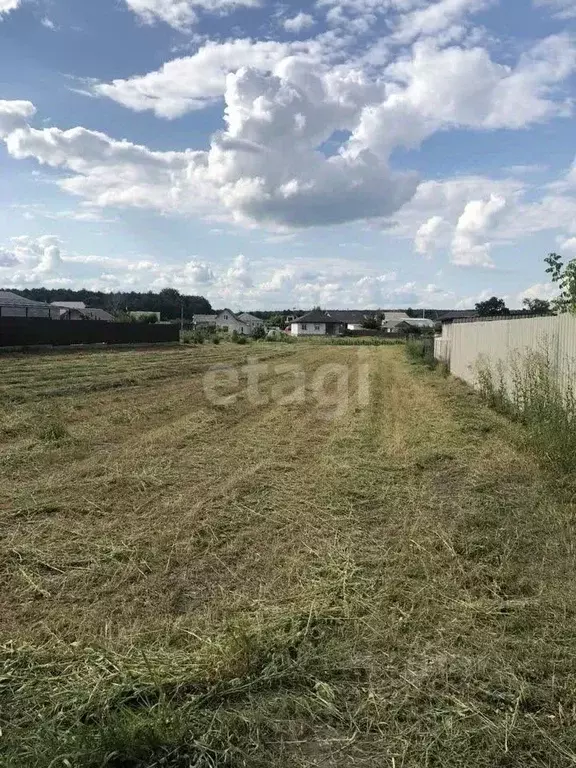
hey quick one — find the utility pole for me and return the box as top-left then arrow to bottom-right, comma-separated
180,301 -> 184,332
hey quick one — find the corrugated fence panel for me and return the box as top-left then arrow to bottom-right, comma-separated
0,317 -> 180,347
446,315 -> 576,391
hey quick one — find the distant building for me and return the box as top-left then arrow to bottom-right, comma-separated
325,310 -> 376,330
290,310 -> 347,336
193,309 -> 259,335
0,291 -> 59,319
51,301 -> 87,310
51,301 -> 115,321
381,311 -> 411,332
237,312 -> 265,332
402,318 -> 436,331
193,313 -> 217,328
82,308 -> 115,322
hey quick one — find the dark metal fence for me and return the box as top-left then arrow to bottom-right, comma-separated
0,305 -> 60,319
0,317 -> 179,347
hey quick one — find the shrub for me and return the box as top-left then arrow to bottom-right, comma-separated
251,326 -> 266,340
212,337 -> 221,345
181,330 -> 206,345
229,331 -> 250,344
264,332 -> 295,343
405,338 -> 436,368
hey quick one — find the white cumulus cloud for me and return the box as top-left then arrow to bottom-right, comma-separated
414,215 -> 447,256
124,0 -> 260,31
95,39 -> 297,118
534,0 -> 576,18
283,12 -> 315,33
0,100 -> 36,137
518,282 -> 559,303
351,35 -> 576,161
451,194 -> 507,267
390,0 -> 492,44
0,0 -> 23,16
0,235 -> 63,283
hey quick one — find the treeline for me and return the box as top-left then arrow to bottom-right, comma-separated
9,288 -> 212,320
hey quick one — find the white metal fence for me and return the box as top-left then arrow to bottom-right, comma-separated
437,314 -> 576,390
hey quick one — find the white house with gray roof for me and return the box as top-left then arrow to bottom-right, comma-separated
193,309 -> 260,334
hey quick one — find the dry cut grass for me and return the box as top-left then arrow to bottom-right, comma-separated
1,343 -> 576,766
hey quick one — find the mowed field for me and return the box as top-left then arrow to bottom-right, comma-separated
2,342 -> 576,767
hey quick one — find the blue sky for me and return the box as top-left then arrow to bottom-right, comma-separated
0,0 -> 576,309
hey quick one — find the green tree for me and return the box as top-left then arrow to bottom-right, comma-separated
522,297 -> 552,315
362,317 -> 381,330
266,313 -> 285,328
475,296 -> 510,317
545,252 -> 576,313
252,325 -> 266,339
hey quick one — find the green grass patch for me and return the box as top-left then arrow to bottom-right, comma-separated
476,348 -> 576,473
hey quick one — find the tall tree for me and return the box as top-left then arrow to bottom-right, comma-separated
522,297 -> 552,314
6,288 -> 212,319
545,252 -> 576,313
475,296 -> 510,317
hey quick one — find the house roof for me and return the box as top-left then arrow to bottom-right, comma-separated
0,291 -> 52,308
324,310 -> 373,324
82,308 -> 115,321
51,301 -> 86,309
292,310 -> 343,324
238,312 -> 262,323
383,311 -> 410,321
217,308 -> 246,323
403,317 -> 436,328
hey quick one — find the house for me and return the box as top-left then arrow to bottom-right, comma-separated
193,309 -> 252,334
193,314 -> 217,328
395,319 -> 436,335
290,310 -> 347,336
51,301 -> 115,321
237,312 -> 265,332
402,318 -> 436,331
0,291 -> 60,319
290,309 -> 384,336
325,310 -> 377,330
51,301 -> 86,311
214,309 -> 252,334
381,311 -> 411,332
82,308 -> 115,321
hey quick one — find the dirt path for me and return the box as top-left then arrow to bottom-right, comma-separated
2,344 -> 576,767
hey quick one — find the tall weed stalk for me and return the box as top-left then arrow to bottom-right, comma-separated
475,349 -> 576,472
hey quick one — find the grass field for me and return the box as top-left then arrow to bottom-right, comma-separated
2,342 -> 576,767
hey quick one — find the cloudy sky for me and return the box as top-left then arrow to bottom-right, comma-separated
0,0 -> 575,309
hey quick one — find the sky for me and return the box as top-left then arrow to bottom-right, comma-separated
0,0 -> 576,310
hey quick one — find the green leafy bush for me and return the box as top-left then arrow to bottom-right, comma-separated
405,338 -> 436,368
251,326 -> 266,340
